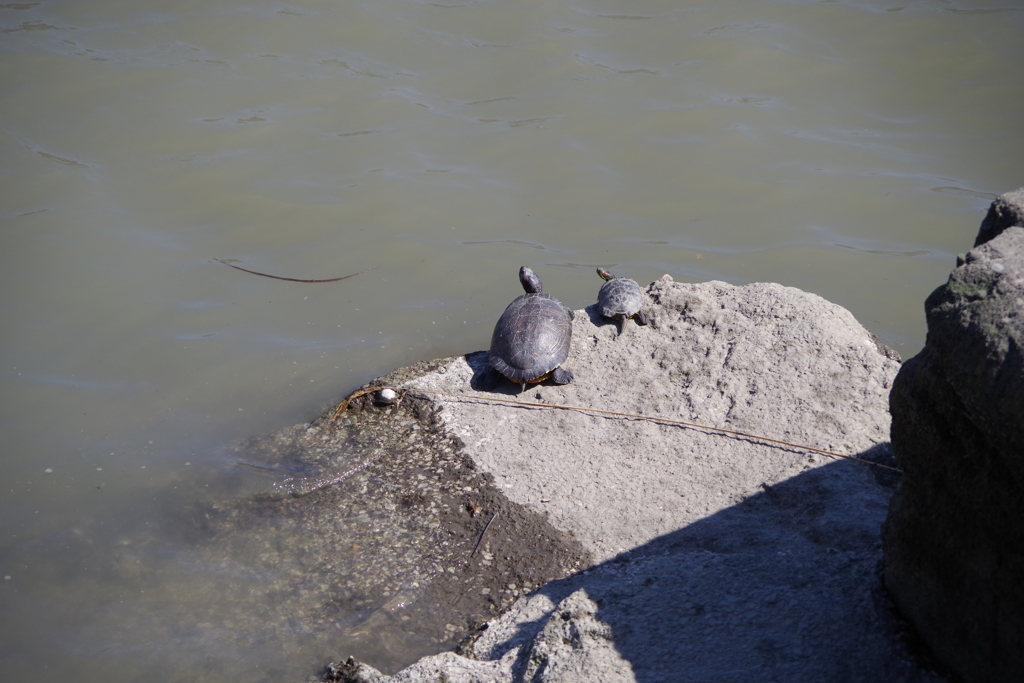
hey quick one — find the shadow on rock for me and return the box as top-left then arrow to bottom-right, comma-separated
334,451 -> 945,683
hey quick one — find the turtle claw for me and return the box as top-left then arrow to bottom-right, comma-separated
551,367 -> 574,385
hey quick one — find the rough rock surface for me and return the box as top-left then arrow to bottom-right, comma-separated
974,187 -> 1024,246
884,224 -> 1024,683
328,276 -> 942,682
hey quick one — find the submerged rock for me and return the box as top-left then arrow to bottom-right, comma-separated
884,208 -> 1024,682
191,379 -> 590,674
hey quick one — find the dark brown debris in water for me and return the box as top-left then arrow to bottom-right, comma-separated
214,258 -> 371,283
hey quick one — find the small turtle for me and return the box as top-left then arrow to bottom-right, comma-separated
595,268 -> 649,336
478,266 -> 575,393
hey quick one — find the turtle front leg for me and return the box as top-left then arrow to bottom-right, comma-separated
551,367 -> 574,385
474,366 -> 501,391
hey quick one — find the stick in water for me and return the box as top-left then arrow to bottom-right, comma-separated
214,258 -> 371,283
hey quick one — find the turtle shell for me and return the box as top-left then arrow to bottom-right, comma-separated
598,276 -> 645,319
489,292 -> 573,382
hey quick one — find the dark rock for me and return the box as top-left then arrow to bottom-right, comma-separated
884,225 -> 1024,682
974,187 -> 1024,247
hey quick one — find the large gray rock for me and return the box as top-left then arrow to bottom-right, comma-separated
884,220 -> 1024,682
326,277 -> 938,682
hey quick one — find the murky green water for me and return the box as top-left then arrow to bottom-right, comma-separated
2,0 -> 1022,679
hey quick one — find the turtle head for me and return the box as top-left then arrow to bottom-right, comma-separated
519,266 -> 543,294
596,267 -> 614,282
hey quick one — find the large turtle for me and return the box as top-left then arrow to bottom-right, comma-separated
595,268 -> 649,336
478,266 -> 575,393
